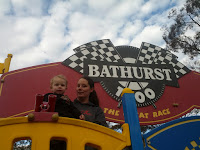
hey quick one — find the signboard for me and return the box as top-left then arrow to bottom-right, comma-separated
0,39 -> 200,125
143,116 -> 200,149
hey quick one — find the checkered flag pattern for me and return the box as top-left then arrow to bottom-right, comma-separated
168,52 -> 178,59
62,46 -> 105,73
73,44 -> 92,53
137,42 -> 163,64
171,60 -> 190,78
74,39 -> 124,63
153,51 -> 173,64
153,51 -> 190,78
163,50 -> 178,59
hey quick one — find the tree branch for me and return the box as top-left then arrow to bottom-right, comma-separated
188,13 -> 200,27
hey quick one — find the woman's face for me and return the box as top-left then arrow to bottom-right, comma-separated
76,78 -> 93,102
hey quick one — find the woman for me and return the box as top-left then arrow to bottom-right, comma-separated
74,76 -> 108,127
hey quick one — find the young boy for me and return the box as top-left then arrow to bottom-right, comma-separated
44,75 -> 85,150
43,74 -> 84,119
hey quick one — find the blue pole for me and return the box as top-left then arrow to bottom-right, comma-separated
121,88 -> 144,150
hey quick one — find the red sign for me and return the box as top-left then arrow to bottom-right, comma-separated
1,40 -> 200,125
0,62 -> 199,125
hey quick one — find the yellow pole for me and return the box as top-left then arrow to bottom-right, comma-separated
0,63 -> 4,74
0,54 -> 13,74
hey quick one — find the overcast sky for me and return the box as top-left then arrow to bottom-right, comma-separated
1,0 -> 197,72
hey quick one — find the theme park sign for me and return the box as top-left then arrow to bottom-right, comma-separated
0,39 -> 200,125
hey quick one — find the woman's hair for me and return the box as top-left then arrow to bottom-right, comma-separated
50,74 -> 68,89
81,76 -> 99,106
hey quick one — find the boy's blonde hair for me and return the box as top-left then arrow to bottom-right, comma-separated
50,74 -> 68,89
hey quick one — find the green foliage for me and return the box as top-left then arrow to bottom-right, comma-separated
13,140 -> 31,150
163,0 -> 200,58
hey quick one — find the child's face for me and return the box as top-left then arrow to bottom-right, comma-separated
51,77 -> 67,95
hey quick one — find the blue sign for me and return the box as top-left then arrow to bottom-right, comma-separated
143,116 -> 200,150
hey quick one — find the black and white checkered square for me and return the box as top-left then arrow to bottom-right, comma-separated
170,59 -> 190,78
90,39 -> 123,63
62,47 -> 105,73
74,39 -> 124,63
79,46 -> 105,61
74,44 -> 92,53
154,51 -> 190,78
137,42 -> 163,64
168,52 -> 178,59
153,51 -> 174,64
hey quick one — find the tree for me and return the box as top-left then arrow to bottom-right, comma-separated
163,0 -> 200,58
184,59 -> 200,72
13,140 -> 31,150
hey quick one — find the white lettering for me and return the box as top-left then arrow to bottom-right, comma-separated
135,92 -> 145,103
88,65 -> 100,77
100,65 -> 111,77
143,67 -> 155,80
154,68 -> 164,80
119,66 -> 133,78
87,64 -> 174,83
109,66 -> 119,78
162,69 -> 172,81
132,67 -> 143,79
144,88 -> 155,99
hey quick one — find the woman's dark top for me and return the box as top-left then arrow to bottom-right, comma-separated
73,99 -> 108,127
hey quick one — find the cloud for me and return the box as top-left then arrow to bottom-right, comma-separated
105,0 -> 143,21
11,0 -> 44,16
138,0 -> 169,18
130,25 -> 164,48
0,0 -> 12,16
10,47 -> 48,70
0,0 -> 192,72
68,12 -> 105,44
0,16 -> 46,57
87,0 -> 117,13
